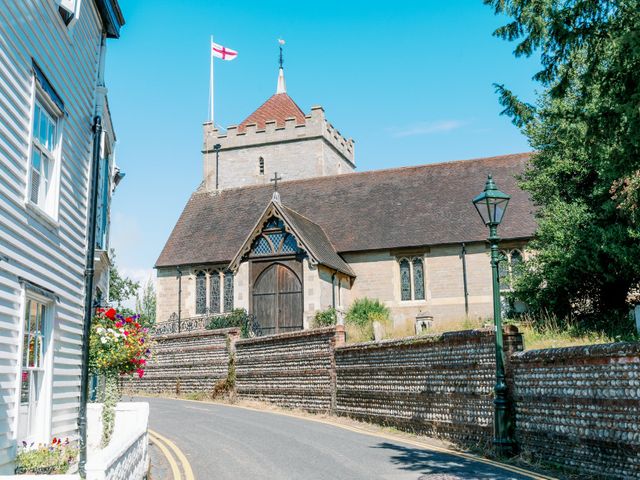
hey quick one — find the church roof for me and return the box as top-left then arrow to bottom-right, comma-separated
155,153 -> 536,269
238,93 -> 306,131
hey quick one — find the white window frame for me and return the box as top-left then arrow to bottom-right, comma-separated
398,256 -> 426,303
56,0 -> 82,29
14,290 -> 54,445
26,82 -> 63,224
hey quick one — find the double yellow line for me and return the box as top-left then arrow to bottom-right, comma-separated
149,429 -> 195,480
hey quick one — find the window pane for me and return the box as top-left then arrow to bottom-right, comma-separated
252,236 -> 272,256
31,149 -> 41,170
210,273 -> 220,314
223,272 -> 233,312
400,259 -> 411,301
281,234 -> 298,254
33,105 -> 40,139
20,371 -> 30,404
413,258 -> 425,300
48,120 -> 56,150
39,111 -> 48,145
195,272 -> 206,315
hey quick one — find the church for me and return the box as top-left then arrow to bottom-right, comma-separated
155,64 -> 536,334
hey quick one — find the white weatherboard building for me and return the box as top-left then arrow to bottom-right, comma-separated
0,0 -> 124,473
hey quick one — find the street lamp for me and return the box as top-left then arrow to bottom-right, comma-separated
472,174 -> 514,457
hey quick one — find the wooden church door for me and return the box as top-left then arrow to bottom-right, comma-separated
252,263 -> 303,335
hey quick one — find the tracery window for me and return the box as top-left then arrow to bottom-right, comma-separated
195,271 -> 206,315
499,249 -> 524,291
398,256 -> 426,301
223,272 -> 234,312
400,259 -> 411,301
209,273 -> 220,314
250,217 -> 299,257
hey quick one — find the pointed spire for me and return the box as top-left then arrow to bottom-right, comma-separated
276,39 -> 286,94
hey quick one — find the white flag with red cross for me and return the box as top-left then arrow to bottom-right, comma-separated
211,42 -> 238,61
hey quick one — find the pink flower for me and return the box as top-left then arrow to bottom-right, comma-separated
136,369 -> 144,378
115,321 -> 123,328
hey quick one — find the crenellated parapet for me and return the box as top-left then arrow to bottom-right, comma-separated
202,105 -> 355,167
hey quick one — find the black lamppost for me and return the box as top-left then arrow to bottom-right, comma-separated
214,143 -> 221,190
472,174 -> 514,457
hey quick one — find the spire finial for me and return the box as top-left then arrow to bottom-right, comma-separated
276,39 -> 286,94
270,171 -> 283,202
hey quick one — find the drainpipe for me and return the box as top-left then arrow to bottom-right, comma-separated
177,266 -> 182,331
78,34 -> 107,478
461,243 -> 469,318
331,271 -> 337,309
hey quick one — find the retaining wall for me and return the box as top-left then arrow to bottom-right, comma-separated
234,327 -> 344,411
122,328 -> 239,395
334,329 -> 522,446
511,342 -> 640,479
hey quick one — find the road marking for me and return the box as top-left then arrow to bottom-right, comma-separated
149,430 -> 182,480
150,429 -> 196,480
154,396 -> 556,480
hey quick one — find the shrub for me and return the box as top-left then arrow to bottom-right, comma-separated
313,307 -> 337,328
345,298 -> 390,327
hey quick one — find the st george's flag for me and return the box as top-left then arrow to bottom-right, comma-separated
211,41 -> 238,61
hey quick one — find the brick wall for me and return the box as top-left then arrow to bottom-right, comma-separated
234,327 -> 344,411
511,342 -> 640,479
122,328 -> 239,395
334,329 -> 522,446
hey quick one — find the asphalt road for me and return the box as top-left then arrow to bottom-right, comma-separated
138,396 -> 541,480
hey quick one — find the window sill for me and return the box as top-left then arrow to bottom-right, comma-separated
399,299 -> 428,306
25,201 -> 60,232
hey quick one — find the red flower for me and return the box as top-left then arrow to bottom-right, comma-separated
139,359 -> 146,365
134,322 -> 141,329
123,331 -> 129,336
125,317 -> 133,323
115,321 -> 123,328
105,308 -> 117,320
137,369 -> 144,378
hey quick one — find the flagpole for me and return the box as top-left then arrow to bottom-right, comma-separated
210,35 -> 214,123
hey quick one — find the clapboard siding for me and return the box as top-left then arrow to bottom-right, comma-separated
0,0 -> 112,473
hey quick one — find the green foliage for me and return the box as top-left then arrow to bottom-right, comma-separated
108,249 -> 140,308
345,298 -> 390,341
15,439 -> 77,475
346,298 -> 390,327
313,307 -> 337,328
101,375 -> 120,447
486,0 -> 640,328
205,309 -> 257,338
135,279 -> 157,328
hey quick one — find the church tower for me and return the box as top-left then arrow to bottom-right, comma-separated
202,59 -> 355,191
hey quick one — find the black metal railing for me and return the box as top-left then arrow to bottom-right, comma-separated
152,311 -> 263,337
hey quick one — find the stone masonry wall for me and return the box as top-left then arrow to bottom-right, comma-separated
234,327 -> 344,412
334,329 -> 522,446
122,328 -> 239,395
511,342 -> 640,479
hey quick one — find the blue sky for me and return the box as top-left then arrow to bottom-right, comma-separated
105,0 -> 540,286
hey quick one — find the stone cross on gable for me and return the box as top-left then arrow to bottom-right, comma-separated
270,172 -> 282,202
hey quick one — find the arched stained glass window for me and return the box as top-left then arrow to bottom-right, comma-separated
195,271 -> 207,315
281,234 -> 298,253
210,273 -> 220,314
223,272 -> 234,312
400,259 -> 411,301
413,258 -> 425,300
267,231 -> 284,251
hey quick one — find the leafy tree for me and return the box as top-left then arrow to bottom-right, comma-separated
108,249 -> 139,308
485,0 -> 640,327
135,278 -> 157,327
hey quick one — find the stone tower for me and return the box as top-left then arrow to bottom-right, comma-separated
202,66 -> 355,191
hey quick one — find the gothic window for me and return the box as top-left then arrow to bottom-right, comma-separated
210,273 -> 220,314
400,259 -> 411,301
499,250 -> 510,291
195,271 -> 206,315
259,157 -> 265,175
399,256 -> 426,301
413,258 -> 425,300
223,272 -> 234,312
250,217 -> 300,257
